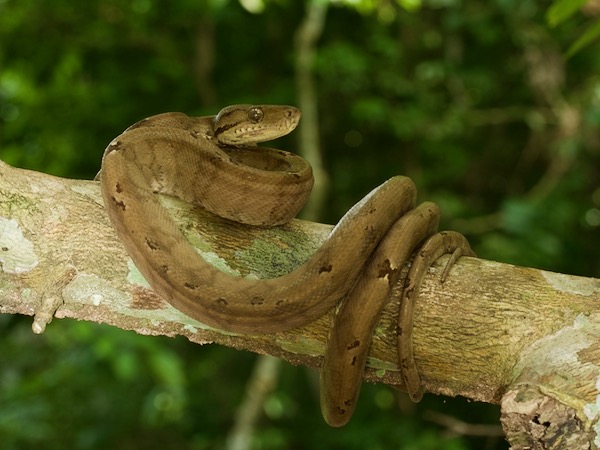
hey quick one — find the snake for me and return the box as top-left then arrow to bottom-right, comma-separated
99,104 -> 475,427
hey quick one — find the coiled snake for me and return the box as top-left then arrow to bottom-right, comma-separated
99,104 -> 475,427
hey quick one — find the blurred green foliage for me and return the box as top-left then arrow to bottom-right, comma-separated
547,0 -> 600,56
1,0 -> 599,448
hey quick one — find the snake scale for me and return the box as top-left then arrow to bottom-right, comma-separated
99,104 -> 474,427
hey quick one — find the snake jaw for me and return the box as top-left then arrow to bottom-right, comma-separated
214,104 -> 301,145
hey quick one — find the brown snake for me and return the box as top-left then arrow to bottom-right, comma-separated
99,104 -> 475,427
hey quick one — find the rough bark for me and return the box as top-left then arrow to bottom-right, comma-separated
1,159 -> 599,449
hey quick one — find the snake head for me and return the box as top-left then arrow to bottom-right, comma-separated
213,104 -> 301,145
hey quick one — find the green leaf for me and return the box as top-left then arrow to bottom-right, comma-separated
546,0 -> 587,27
566,18 -> 600,57
396,0 -> 421,12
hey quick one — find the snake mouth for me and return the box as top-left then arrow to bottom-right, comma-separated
230,124 -> 297,144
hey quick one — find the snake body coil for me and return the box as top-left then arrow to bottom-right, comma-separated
99,104 -> 474,427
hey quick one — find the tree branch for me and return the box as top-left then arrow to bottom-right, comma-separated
2,159 -> 600,447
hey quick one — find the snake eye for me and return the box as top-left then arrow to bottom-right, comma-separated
247,107 -> 264,123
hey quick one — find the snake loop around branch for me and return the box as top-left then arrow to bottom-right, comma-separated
99,104 -> 475,427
